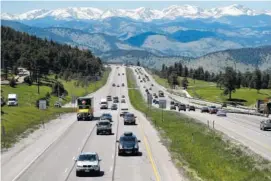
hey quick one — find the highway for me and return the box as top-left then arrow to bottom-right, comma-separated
2,65 -> 184,181
132,67 -> 271,161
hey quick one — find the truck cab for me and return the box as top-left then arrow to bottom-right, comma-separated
100,98 -> 108,109
77,97 -> 94,121
7,94 -> 18,106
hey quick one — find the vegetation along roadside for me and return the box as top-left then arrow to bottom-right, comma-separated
1,26 -> 111,149
126,67 -> 271,181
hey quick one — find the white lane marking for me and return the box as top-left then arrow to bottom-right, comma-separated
78,147 -> 80,151
64,168 -> 68,173
112,153 -> 114,158
72,156 -> 75,160
110,166 -> 113,172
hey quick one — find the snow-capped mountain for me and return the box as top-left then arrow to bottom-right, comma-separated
1,4 -> 270,21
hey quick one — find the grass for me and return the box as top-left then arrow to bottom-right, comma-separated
151,73 -> 271,106
127,68 -> 271,181
1,68 -> 111,149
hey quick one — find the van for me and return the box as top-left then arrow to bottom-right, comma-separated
100,98 -> 108,109
7,94 -> 18,106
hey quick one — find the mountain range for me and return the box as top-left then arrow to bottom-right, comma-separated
2,4 -> 271,21
1,4 -> 271,72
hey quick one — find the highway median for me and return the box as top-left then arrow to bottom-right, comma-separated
126,67 -> 271,181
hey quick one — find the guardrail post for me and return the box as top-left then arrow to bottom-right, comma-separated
213,120 -> 215,129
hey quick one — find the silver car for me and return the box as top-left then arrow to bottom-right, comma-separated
75,152 -> 101,176
260,119 -> 271,131
216,110 -> 227,116
96,120 -> 112,135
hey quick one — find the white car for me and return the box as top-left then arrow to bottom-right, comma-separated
216,110 -> 227,116
75,152 -> 101,176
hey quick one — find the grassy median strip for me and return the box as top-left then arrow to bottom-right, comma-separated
127,68 -> 271,181
1,68 -> 111,149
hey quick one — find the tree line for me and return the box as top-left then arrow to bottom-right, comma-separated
1,26 -> 103,81
154,62 -> 271,100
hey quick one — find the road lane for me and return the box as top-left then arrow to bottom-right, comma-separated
132,66 -> 271,161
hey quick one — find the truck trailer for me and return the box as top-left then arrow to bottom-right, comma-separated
77,97 -> 94,121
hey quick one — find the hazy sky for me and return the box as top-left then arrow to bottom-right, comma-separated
2,1 -> 271,14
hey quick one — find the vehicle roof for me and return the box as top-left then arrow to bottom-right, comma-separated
101,113 -> 111,116
79,152 -> 97,155
121,132 -> 136,137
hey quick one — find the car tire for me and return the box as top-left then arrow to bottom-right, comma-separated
96,131 -> 99,135
118,152 -> 121,156
76,171 -> 80,177
109,130 -> 112,135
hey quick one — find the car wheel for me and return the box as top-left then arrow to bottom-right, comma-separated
96,131 -> 99,135
109,130 -> 112,135
77,119 -> 80,121
118,152 -> 121,156
263,127 -> 266,131
76,171 -> 80,177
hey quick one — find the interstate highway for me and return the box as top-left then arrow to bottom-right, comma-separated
132,67 -> 271,161
2,65 -> 184,181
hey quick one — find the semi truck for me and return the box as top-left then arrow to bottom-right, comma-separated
7,94 -> 18,106
77,97 -> 94,121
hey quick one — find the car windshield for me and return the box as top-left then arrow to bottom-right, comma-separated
120,136 -> 136,142
102,114 -> 111,117
78,154 -> 97,161
98,122 -> 110,126
126,114 -> 134,117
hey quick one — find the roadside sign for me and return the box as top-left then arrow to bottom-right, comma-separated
39,100 -> 47,110
159,99 -> 167,109
147,94 -> 153,105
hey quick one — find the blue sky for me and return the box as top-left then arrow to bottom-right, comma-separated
1,1 -> 271,14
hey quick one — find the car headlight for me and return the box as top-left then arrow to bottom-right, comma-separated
94,165 -> 99,170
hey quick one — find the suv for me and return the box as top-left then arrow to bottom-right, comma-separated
107,95 -> 112,101
121,99 -> 126,103
111,104 -> 118,110
178,104 -> 186,111
188,105 -> 195,111
75,152 -> 101,176
100,113 -> 112,122
96,120 -> 112,135
122,83 -> 125,87
116,132 -> 141,156
124,113 -> 136,125
260,119 -> 271,131
208,106 -> 218,114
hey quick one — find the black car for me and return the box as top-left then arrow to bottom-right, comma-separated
122,83 -> 125,87
201,107 -> 209,113
107,96 -> 112,101
112,83 -> 116,87
178,104 -> 186,111
188,105 -> 195,111
117,85 -> 120,87
170,101 -> 175,105
116,132 -> 141,156
111,104 -> 118,110
174,102 -> 179,107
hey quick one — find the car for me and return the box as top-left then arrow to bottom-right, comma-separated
117,85 -> 120,87
143,86 -> 146,88
118,73 -> 120,76
174,102 -> 179,107
153,99 -> 159,104
154,95 -> 158,99
216,110 -> 227,116
122,95 -> 125,98
151,84 -> 154,86
124,113 -> 136,125
120,111 -> 129,117
75,152 -> 101,176
100,113 -> 112,122
121,99 -> 126,103
96,120 -> 112,135
113,96 -> 119,101
112,83 -> 116,87
188,105 -> 195,111
122,83 -> 125,87
107,95 -> 112,101
170,105 -> 176,110
145,89 -> 149,92
111,104 -> 118,110
149,87 -> 152,90
116,132 -> 141,155
208,106 -> 218,114
54,101 -> 62,108
201,107 -> 209,113
140,80 -> 143,83
260,119 -> 271,131
113,99 -> 119,103
178,104 -> 186,111
170,101 -> 175,105
122,73 -> 124,75
153,93 -> 156,96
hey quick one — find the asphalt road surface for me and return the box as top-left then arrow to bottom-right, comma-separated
4,65 -> 184,181
132,66 -> 271,161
